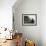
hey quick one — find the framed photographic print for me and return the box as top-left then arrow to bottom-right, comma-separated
22,14 -> 37,26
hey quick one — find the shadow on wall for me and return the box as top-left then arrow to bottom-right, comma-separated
12,0 -> 24,10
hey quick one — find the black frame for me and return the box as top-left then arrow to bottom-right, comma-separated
22,14 -> 37,26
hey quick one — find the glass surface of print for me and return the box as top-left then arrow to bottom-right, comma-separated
22,14 -> 37,26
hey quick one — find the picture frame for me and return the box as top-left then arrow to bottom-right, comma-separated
22,14 -> 37,26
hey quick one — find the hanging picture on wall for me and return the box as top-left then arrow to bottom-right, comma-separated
22,14 -> 37,26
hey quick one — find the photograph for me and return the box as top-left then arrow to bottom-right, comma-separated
22,14 -> 37,26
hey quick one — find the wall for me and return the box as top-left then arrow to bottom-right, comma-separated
0,0 -> 16,30
41,0 -> 46,46
13,0 -> 41,46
